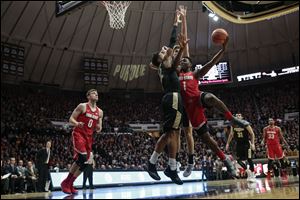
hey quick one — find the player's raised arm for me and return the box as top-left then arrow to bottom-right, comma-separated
173,33 -> 189,69
69,103 -> 85,128
179,5 -> 189,58
168,10 -> 179,48
193,37 -> 229,80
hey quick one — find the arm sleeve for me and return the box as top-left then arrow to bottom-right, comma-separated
168,25 -> 178,48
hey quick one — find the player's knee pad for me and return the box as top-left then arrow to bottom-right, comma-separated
196,124 -> 208,137
268,159 -> 274,170
76,153 -> 88,171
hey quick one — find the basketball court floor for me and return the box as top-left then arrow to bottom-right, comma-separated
1,176 -> 298,199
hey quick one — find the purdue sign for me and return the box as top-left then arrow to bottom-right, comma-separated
113,64 -> 146,82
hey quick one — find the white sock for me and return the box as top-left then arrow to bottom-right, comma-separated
169,158 -> 177,171
150,151 -> 161,164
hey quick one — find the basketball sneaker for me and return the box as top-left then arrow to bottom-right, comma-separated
223,155 -> 237,178
231,116 -> 250,128
146,161 -> 161,180
247,170 -> 256,182
70,185 -> 78,194
164,166 -> 183,185
61,180 -> 72,194
183,163 -> 194,177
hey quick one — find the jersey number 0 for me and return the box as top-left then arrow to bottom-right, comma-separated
88,119 -> 93,128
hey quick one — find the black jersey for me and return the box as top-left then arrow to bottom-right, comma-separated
158,64 -> 180,94
232,126 -> 249,144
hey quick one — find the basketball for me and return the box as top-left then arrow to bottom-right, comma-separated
211,28 -> 228,45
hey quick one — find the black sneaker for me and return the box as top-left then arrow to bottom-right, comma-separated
165,166 -> 183,185
231,117 -> 250,128
164,167 -> 171,178
146,161 -> 161,180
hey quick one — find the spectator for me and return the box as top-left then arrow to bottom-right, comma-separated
5,157 -> 19,194
201,156 -> 209,181
53,163 -> 60,172
25,161 -> 38,193
1,160 -> 9,194
16,160 -> 26,193
215,158 -> 223,180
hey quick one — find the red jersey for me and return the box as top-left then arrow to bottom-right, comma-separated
73,103 -> 100,136
264,125 -> 281,145
179,71 -> 200,101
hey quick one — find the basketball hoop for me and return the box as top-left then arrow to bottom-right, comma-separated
101,1 -> 131,29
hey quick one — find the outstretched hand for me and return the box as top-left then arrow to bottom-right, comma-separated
178,5 -> 187,16
174,10 -> 180,25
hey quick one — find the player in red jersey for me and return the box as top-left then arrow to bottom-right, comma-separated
61,89 -> 103,194
261,118 -> 289,179
176,6 -> 249,178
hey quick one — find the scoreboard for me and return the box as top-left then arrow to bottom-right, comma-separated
195,61 -> 232,85
82,57 -> 109,86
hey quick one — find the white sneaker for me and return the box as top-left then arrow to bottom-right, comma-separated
247,171 -> 256,182
176,162 -> 181,173
224,155 -> 237,178
183,164 -> 194,177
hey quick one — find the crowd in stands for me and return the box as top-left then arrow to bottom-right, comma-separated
1,79 -> 299,194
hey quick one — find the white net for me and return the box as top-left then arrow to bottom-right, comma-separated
101,1 -> 131,29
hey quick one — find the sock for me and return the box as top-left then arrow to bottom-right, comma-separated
69,175 -> 77,185
224,111 -> 233,120
176,153 -> 179,162
216,150 -> 226,161
65,173 -> 74,183
169,158 -> 177,171
150,151 -> 161,164
188,154 -> 194,164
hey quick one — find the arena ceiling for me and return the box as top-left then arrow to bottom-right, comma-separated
1,1 -> 299,92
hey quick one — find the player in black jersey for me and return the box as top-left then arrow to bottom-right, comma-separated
226,113 -> 256,182
146,11 -> 189,184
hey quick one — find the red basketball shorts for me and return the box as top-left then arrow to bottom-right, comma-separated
184,95 -> 207,129
72,131 -> 92,160
267,144 -> 284,160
